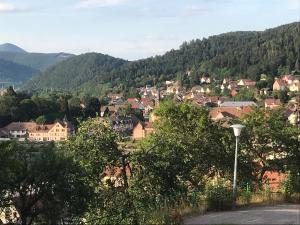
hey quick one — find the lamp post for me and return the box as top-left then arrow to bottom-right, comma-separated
230,124 -> 245,209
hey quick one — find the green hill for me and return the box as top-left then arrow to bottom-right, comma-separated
23,53 -> 127,93
24,22 -> 300,95
0,58 -> 38,82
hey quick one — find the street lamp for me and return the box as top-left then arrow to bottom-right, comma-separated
230,124 -> 245,209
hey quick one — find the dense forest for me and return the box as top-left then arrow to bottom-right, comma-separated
0,87 -> 101,128
23,53 -> 127,93
0,58 -> 38,82
24,22 -> 300,95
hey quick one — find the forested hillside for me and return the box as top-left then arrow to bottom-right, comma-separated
24,22 -> 300,95
24,53 -> 127,93
0,58 -> 38,82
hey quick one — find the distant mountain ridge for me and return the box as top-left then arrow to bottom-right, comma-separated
0,43 -> 27,53
0,43 -> 74,83
23,22 -> 300,95
0,51 -> 74,71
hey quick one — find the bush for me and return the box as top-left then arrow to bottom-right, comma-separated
281,172 -> 300,200
205,176 -> 232,210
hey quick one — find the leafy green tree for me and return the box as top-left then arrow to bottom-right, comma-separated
36,115 -> 47,124
234,88 -> 256,101
0,141 -> 90,225
272,90 -> 289,103
241,107 -> 296,182
132,102 -> 234,199
63,118 -> 139,225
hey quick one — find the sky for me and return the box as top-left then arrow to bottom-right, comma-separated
0,0 -> 299,60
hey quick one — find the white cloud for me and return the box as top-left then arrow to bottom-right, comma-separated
0,3 -> 30,13
0,3 -> 17,12
75,0 -> 128,9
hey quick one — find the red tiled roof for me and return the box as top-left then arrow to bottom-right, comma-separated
282,74 -> 294,81
127,98 -> 139,103
131,103 -> 140,109
141,98 -> 154,107
264,98 -> 281,106
209,106 -> 253,120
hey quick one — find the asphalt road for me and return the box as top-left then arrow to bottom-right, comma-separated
184,204 -> 300,225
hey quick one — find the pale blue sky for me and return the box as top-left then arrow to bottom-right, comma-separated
0,0 -> 299,60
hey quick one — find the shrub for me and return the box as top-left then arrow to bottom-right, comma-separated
204,176 -> 232,210
281,172 -> 300,201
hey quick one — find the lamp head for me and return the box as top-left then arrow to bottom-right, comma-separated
230,124 -> 245,137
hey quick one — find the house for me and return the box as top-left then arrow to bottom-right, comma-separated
166,80 -> 174,85
209,106 -> 253,121
0,121 -> 73,142
237,79 -> 256,88
166,84 -> 182,94
222,78 -> 230,85
110,115 -> 136,133
132,121 -> 154,139
130,103 -> 145,111
221,81 -> 237,91
288,80 -> 300,92
273,75 -> 299,92
273,78 -> 287,91
29,122 -> 72,142
127,98 -> 139,103
282,74 -> 294,84
0,122 -> 37,141
141,98 -> 154,107
200,77 -> 211,84
219,101 -> 257,108
191,85 -> 202,93
183,92 -> 195,100
264,98 -> 281,109
107,93 -> 123,101
231,88 -> 239,97
228,81 -> 237,90
199,86 -> 212,94
100,105 -> 125,117
259,88 -> 271,95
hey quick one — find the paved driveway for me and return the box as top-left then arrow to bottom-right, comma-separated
184,204 -> 300,224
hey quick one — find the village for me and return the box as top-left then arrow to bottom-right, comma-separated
0,72 -> 299,142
